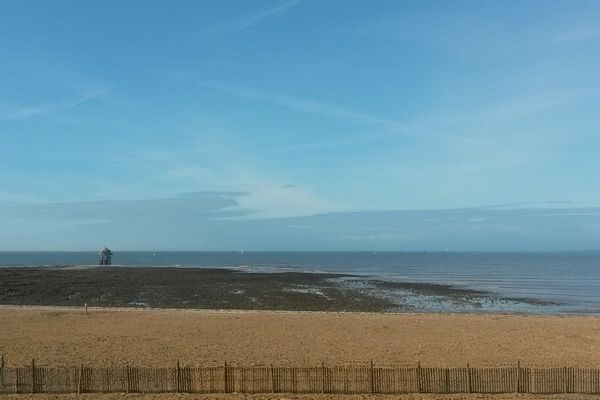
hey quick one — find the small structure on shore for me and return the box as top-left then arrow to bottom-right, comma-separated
98,246 -> 113,266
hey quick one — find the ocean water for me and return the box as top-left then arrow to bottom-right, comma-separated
1,251 -> 600,314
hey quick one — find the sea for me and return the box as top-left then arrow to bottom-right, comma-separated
1,251 -> 600,314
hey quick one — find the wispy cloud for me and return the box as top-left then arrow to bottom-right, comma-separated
552,24 -> 600,43
193,79 -> 585,163
234,0 -> 301,32
0,87 -> 110,121
196,79 -> 591,137
124,140 -> 337,218
188,80 -> 555,185
211,0 -> 301,36
195,81 -> 401,127
351,11 -> 522,61
5,192 -> 254,222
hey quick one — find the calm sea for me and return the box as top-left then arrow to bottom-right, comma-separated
1,251 -> 600,313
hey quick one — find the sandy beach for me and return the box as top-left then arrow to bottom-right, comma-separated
2,307 -> 600,367
2,307 -> 600,399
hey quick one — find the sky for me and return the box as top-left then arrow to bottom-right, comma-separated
1,0 -> 600,251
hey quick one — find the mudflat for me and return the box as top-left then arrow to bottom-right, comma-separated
0,267 -> 391,311
0,267 -> 551,313
1,307 -> 599,367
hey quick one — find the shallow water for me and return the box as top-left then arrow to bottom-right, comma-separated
1,251 -> 599,314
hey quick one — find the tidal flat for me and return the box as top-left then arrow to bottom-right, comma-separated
0,266 -> 552,313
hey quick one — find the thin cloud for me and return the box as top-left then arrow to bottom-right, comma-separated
195,80 -> 401,127
191,80 -> 528,166
229,0 -> 302,33
552,24 -> 600,44
64,87 -> 110,108
1,87 -> 110,121
5,192 -> 254,222
192,79 -> 568,161
207,0 -> 302,37
194,80 -> 586,138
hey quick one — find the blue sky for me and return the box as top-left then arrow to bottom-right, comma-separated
1,0 -> 599,250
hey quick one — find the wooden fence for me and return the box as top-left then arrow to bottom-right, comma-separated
2,360 -> 600,395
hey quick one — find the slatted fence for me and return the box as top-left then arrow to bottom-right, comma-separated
2,361 -> 600,395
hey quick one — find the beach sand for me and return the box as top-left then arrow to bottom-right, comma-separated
2,307 -> 600,399
1,307 -> 599,367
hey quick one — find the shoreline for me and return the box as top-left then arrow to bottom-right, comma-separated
0,265 -> 572,315
1,303 -> 595,319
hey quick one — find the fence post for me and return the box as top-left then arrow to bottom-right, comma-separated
270,364 -> 275,393
417,361 -> 421,393
16,365 -> 20,394
176,361 -> 180,393
467,363 -> 471,393
0,354 -> 4,390
223,361 -> 228,393
516,361 -> 520,393
84,303 -> 88,315
444,367 -> 450,394
126,364 -> 131,394
321,362 -> 325,394
370,359 -> 374,394
563,366 -> 567,393
77,364 -> 83,394
31,359 -> 35,394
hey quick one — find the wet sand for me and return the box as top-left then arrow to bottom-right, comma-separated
0,267 -> 390,311
0,267 -> 549,312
